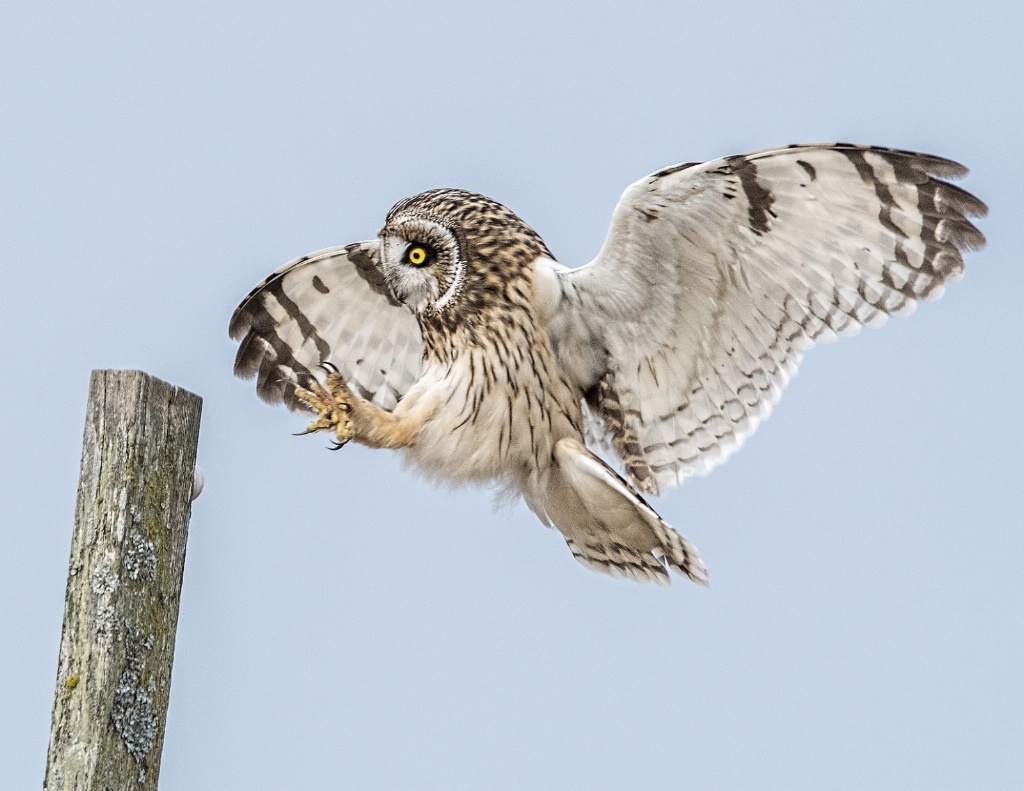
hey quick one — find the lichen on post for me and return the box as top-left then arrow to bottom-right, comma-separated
45,370 -> 202,790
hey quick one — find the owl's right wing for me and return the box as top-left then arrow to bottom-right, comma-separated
546,144 -> 986,496
230,241 -> 424,413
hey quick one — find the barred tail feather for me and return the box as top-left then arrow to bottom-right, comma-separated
544,438 -> 709,586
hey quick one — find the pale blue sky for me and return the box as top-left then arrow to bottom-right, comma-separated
2,2 -> 1022,789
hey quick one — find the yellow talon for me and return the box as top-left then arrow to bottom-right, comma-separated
294,374 -> 355,446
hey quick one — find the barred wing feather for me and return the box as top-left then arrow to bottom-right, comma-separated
230,241 -> 423,413
552,144 -> 987,495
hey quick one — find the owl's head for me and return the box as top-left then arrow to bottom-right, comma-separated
378,188 -> 552,316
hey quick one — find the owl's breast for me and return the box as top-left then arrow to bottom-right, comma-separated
398,342 -> 582,487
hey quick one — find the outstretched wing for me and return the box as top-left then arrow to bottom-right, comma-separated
549,144 -> 987,495
230,241 -> 423,413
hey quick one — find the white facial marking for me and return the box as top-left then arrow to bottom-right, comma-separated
434,255 -> 465,311
380,216 -> 464,314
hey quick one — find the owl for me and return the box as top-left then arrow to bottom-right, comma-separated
230,144 -> 986,585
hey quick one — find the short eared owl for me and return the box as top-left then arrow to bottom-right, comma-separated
230,144 -> 986,585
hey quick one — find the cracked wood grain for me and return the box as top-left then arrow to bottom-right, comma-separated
45,370 -> 202,791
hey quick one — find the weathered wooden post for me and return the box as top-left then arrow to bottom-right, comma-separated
44,370 -> 202,790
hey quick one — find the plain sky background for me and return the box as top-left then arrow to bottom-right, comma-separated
2,2 -> 1021,789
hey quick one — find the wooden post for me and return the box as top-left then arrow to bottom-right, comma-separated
44,371 -> 202,790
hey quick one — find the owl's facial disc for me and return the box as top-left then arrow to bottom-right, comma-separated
379,215 -> 464,314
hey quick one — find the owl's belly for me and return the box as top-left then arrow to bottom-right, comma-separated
398,356 -> 580,486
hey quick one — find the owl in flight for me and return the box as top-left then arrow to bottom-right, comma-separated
231,144 -> 985,585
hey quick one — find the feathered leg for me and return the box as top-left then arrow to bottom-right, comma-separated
544,438 -> 708,586
294,369 -> 425,450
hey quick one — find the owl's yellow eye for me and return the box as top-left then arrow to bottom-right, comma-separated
406,245 -> 430,266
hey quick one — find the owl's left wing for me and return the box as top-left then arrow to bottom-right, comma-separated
230,241 -> 423,413
547,144 -> 986,495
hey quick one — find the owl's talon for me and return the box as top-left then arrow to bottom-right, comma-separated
293,377 -> 355,447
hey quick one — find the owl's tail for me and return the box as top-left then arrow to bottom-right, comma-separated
538,438 -> 708,586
